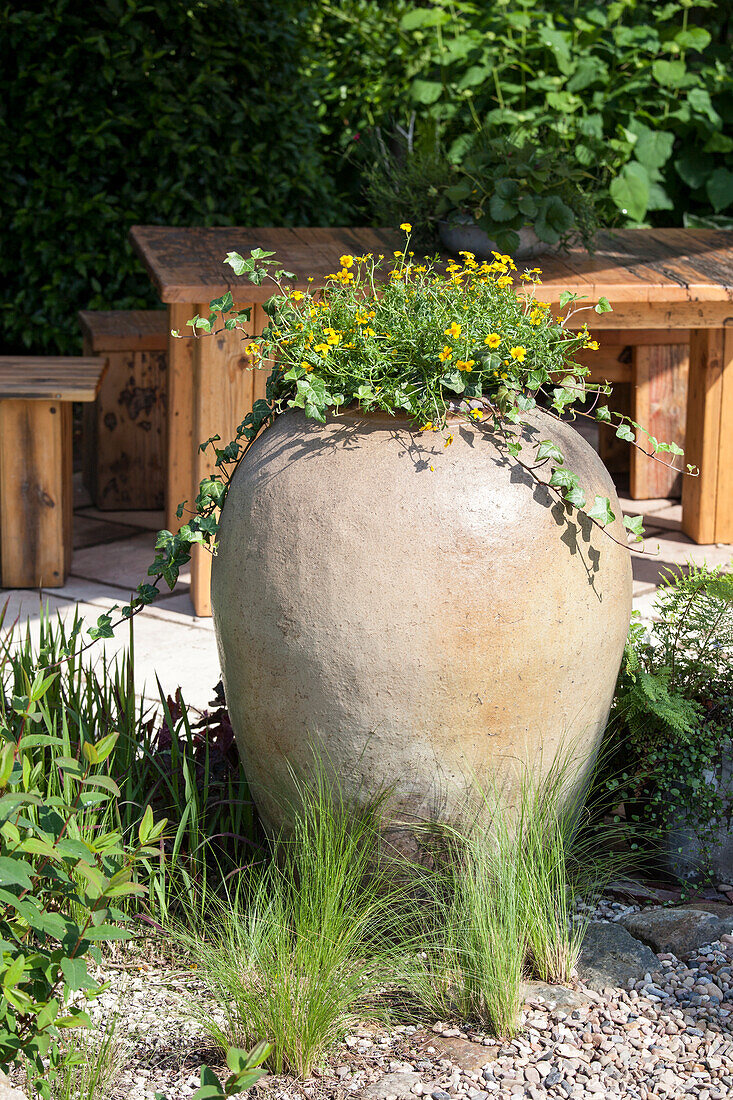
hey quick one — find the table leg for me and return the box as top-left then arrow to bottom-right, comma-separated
681,327 -> 733,544
630,343 -> 688,500
166,304 -> 195,533
190,301 -> 259,617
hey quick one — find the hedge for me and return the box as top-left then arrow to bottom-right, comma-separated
0,0 -> 346,354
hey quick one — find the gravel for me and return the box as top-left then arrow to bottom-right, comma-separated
9,914 -> 733,1100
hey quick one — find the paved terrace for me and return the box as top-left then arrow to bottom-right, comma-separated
1,472 -> 731,715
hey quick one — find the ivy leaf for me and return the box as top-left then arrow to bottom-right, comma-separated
564,484 -> 587,510
615,423 -> 635,443
595,405 -> 612,422
623,515 -> 645,542
536,440 -> 565,464
594,297 -> 612,314
440,370 -> 466,394
549,468 -> 580,492
588,496 -> 615,526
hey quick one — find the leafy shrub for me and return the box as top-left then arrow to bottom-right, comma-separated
1,606 -> 259,921
0,673 -> 165,1094
318,0 -> 733,229
609,563 -> 733,879
0,0 -> 346,355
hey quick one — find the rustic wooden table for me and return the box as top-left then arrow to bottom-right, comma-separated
130,225 -> 733,616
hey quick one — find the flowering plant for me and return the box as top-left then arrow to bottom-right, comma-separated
89,227 -> 690,639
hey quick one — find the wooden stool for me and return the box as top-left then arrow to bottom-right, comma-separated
580,329 -> 690,499
79,310 -> 168,510
0,357 -> 106,588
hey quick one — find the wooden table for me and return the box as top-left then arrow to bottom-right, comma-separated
131,225 -> 733,615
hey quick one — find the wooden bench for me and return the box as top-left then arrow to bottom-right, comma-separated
579,329 -> 689,500
79,310 -> 167,510
0,357 -> 106,588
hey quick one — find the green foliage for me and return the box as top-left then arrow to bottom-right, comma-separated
317,0 -> 732,228
609,563 -> 733,879
192,1041 -> 273,1100
0,668 -> 166,1092
0,0 -> 345,355
364,123 -> 603,251
1,605 -> 258,925
177,771 -> 412,1078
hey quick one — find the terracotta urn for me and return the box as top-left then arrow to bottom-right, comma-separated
211,407 -> 632,840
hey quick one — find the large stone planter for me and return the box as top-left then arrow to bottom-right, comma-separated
212,408 -> 632,840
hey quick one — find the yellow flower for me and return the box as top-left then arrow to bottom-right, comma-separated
584,339 -> 600,351
438,345 -> 452,363
325,328 -> 342,346
484,333 -> 501,348
444,322 -> 461,339
314,342 -> 330,355
496,275 -> 513,288
364,327 -> 376,337
245,343 -> 260,356
529,309 -> 543,325
339,254 -> 354,268
300,360 -> 313,373
510,346 -> 527,361
444,434 -> 454,448
420,421 -> 434,431
470,408 -> 484,420
458,250 -> 476,261
291,290 -> 304,301
456,359 -> 475,372
400,222 -> 412,232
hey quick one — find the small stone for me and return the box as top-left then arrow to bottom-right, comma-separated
431,1091 -> 451,1100
362,1074 -> 423,1100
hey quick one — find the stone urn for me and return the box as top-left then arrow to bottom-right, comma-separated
211,407 -> 632,842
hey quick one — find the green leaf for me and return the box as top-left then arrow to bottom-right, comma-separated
623,515 -> 645,542
410,79 -> 443,105
0,856 -> 34,890
60,957 -> 95,992
594,297 -> 612,314
652,59 -> 687,88
564,484 -> 587,510
587,496 -> 615,526
400,6 -> 450,30
536,440 -> 565,464
615,423 -> 635,443
610,163 -> 650,222
534,196 -> 574,244
707,168 -> 733,214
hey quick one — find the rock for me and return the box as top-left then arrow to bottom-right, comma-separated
620,907 -> 733,957
523,981 -> 595,1010
578,920 -> 659,991
0,1074 -> 27,1100
414,1034 -> 499,1072
361,1073 -> 423,1100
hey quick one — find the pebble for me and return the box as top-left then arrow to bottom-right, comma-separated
6,904 -> 730,1100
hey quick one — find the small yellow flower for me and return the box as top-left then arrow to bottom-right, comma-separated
364,327 -> 376,337
400,222 -> 412,232
496,275 -> 513,288
470,408 -> 484,420
300,360 -> 313,373
314,342 -> 330,355
325,327 -> 342,346
444,434 -> 454,448
484,333 -> 501,348
584,339 -> 600,351
245,343 -> 260,356
438,345 -> 452,363
420,421 -> 434,431
339,254 -> 354,268
290,290 -> 304,301
510,346 -> 527,362
444,322 -> 462,339
456,359 -> 475,372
